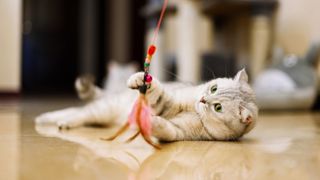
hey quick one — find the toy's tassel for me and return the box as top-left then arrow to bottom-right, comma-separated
135,95 -> 160,149
127,95 -> 152,136
139,96 -> 152,136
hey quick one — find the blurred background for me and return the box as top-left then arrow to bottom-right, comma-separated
1,0 -> 320,110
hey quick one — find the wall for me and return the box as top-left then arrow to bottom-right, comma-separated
0,0 -> 21,92
276,0 -> 320,55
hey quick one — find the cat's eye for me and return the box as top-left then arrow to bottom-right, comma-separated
214,103 -> 222,112
210,85 -> 217,94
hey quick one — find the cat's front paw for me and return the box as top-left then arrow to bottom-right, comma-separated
151,116 -> 172,141
127,72 -> 145,89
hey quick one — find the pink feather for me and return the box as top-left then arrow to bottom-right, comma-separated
139,100 -> 152,136
128,100 -> 138,126
128,97 -> 152,136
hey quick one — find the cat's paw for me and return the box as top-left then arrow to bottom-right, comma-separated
57,120 -> 74,130
36,115 -> 81,130
127,72 -> 145,89
35,108 -> 83,130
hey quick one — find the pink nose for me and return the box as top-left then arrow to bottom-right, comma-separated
200,97 -> 206,104
242,116 -> 252,125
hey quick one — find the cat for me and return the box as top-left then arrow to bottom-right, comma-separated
36,68 -> 258,142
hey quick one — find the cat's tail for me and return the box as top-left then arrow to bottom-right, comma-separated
75,75 -> 103,101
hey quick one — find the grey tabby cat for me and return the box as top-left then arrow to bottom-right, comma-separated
36,69 -> 258,141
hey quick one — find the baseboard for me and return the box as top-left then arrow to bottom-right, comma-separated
0,91 -> 20,99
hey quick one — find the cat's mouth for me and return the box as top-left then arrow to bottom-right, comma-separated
195,101 -> 208,115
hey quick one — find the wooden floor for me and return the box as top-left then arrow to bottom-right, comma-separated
1,97 -> 320,180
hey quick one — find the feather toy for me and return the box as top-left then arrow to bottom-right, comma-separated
103,0 -> 169,149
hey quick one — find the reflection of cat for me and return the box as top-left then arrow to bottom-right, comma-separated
36,66 -> 258,141
36,125 -> 312,180
35,125 -> 154,172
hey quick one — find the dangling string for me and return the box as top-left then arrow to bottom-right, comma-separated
103,0 -> 169,149
152,0 -> 169,44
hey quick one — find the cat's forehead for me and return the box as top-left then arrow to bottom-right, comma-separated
209,78 -> 239,88
207,77 -> 256,103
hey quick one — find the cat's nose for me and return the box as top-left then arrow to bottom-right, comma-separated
242,116 -> 253,125
200,97 -> 206,104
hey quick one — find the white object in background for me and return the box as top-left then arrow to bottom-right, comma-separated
0,0 -> 21,92
198,15 -> 214,54
164,15 -> 177,56
253,69 -> 317,109
176,0 -> 201,83
250,15 -> 271,81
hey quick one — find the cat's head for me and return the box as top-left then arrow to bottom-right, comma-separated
196,69 -> 258,140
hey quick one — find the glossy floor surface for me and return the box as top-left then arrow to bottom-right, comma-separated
1,97 -> 320,180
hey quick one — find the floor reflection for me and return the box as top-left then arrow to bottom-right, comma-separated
138,139 -> 320,180
35,125 -> 155,173
35,112 -> 320,180
0,111 -> 20,180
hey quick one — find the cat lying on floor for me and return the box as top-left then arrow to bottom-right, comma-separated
36,68 -> 258,141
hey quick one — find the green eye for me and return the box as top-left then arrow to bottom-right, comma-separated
211,85 -> 217,94
214,103 -> 222,112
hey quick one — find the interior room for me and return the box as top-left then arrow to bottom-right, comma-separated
1,0 -> 320,179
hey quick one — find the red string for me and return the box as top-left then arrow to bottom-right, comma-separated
151,0 -> 169,44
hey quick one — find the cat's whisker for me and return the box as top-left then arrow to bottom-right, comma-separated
158,67 -> 193,84
204,66 -> 216,79
158,67 -> 183,81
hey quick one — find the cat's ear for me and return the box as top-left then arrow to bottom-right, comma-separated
239,106 -> 253,125
234,69 -> 248,83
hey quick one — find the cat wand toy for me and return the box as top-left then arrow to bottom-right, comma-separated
102,0 -> 169,149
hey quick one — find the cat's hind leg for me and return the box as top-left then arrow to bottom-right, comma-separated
36,107 -> 95,129
55,107 -> 103,129
75,75 -> 104,101
36,108 -> 79,125
36,99 -> 121,129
